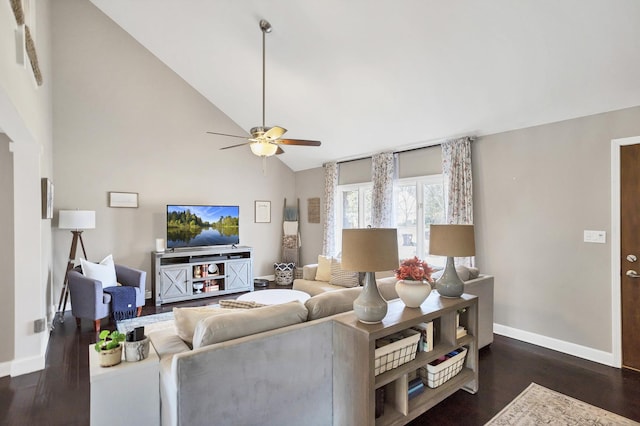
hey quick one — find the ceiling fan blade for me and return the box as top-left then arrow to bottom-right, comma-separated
219,142 -> 250,150
275,146 -> 285,155
263,126 -> 287,140
278,139 -> 322,147
207,131 -> 248,140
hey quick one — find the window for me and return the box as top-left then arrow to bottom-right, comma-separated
336,175 -> 445,266
336,183 -> 372,253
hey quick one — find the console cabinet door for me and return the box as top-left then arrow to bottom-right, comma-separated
226,260 -> 251,290
159,265 -> 191,302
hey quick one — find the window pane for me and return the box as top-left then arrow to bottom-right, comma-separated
423,181 -> 445,266
395,184 -> 417,260
342,190 -> 359,229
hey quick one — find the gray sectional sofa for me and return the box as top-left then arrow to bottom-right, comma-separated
148,267 -> 494,425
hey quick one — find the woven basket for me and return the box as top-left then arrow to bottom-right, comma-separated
374,329 -> 421,376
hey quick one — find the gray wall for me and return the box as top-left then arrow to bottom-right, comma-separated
475,106 -> 640,354
295,106 -> 640,359
294,167 -> 324,266
0,135 -> 15,364
51,0 -> 295,304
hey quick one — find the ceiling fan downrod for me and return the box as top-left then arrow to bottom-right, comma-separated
260,19 -> 272,130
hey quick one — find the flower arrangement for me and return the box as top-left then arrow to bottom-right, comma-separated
395,256 -> 434,283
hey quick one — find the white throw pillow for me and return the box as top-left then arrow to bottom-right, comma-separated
81,254 -> 117,289
315,255 -> 332,282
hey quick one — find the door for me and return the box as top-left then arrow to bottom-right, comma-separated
620,143 -> 640,371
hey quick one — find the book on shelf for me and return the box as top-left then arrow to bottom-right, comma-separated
375,387 -> 385,418
456,326 -> 467,339
410,321 -> 433,352
408,377 -> 425,399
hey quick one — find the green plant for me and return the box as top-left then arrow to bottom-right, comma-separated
94,330 -> 126,352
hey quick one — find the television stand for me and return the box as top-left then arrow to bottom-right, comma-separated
151,246 -> 253,306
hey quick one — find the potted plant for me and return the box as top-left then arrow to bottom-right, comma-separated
95,330 -> 126,367
394,256 -> 435,308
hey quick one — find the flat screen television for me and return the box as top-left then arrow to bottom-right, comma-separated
166,205 -> 239,249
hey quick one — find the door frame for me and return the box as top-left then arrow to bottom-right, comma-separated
610,135 -> 640,368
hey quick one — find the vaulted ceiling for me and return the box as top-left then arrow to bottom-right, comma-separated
90,0 -> 640,171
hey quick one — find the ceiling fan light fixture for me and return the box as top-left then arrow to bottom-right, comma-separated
250,141 -> 278,157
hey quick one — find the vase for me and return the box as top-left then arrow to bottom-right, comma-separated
98,345 -> 123,367
395,280 -> 432,308
124,336 -> 150,362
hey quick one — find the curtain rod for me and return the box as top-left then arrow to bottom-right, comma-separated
331,136 -> 475,166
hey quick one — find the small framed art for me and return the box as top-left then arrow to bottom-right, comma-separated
255,200 -> 271,223
108,192 -> 139,208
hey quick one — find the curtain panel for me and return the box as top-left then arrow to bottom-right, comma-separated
322,162 -> 339,256
442,137 -> 474,225
371,152 -> 395,228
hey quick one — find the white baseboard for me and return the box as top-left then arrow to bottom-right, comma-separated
10,353 -> 46,377
493,323 -> 615,366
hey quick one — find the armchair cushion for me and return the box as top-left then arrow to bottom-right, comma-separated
80,254 -> 117,289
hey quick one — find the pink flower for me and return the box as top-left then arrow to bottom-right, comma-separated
394,256 -> 434,283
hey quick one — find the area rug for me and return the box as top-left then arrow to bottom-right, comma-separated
117,311 -> 175,333
485,383 -> 639,425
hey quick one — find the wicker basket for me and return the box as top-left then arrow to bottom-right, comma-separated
274,263 -> 295,286
419,347 -> 467,388
374,329 -> 421,376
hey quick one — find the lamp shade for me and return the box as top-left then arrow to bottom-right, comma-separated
250,141 -> 278,157
341,228 -> 399,272
429,224 -> 475,257
58,210 -> 96,230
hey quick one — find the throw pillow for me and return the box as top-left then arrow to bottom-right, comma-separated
219,300 -> 266,309
80,254 -> 117,289
329,258 -> 359,288
315,255 -> 332,282
192,301 -> 308,349
173,306 -> 234,345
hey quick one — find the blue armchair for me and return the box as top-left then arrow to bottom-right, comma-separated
67,264 -> 146,332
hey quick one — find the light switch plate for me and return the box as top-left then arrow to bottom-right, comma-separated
584,230 -> 606,244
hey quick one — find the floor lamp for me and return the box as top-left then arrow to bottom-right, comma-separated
56,210 -> 95,323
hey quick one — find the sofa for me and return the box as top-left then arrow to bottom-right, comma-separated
149,297 -> 354,426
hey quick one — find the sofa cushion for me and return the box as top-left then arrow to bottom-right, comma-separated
329,258 -> 359,288
81,254 -> 117,289
305,287 -> 362,320
315,255 -> 332,281
192,301 -> 309,349
173,306 -> 235,345
293,279 -> 346,296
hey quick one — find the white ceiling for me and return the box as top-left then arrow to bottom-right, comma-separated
90,0 -> 640,171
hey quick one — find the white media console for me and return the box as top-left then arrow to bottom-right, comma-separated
151,245 -> 253,306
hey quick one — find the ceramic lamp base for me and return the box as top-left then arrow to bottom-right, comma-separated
435,256 -> 464,298
353,271 -> 388,323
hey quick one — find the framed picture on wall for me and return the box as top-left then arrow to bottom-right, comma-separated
108,192 -> 139,208
41,178 -> 53,219
255,200 -> 271,223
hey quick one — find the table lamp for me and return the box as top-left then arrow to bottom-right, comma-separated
56,210 -> 96,323
429,224 -> 475,298
341,228 -> 399,323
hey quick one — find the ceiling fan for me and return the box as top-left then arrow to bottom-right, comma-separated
207,19 -> 321,158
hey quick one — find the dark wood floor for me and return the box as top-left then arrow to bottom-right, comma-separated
1,289 -> 639,426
